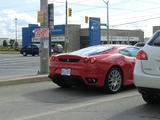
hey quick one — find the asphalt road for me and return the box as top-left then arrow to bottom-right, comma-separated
0,54 -> 40,77
0,82 -> 160,120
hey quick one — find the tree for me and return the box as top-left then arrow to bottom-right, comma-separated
9,39 -> 15,48
3,40 -> 8,48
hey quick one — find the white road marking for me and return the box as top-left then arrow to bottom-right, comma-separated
16,90 -> 140,120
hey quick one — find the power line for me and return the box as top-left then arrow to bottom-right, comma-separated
111,16 -> 160,27
111,13 -> 160,22
111,6 -> 160,17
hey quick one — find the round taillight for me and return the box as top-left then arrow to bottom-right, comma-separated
49,56 -> 56,61
83,57 -> 89,63
136,50 -> 148,60
89,57 -> 96,64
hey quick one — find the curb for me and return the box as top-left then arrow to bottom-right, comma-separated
0,75 -> 50,87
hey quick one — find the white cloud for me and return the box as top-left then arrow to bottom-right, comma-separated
0,9 -> 37,38
2,9 -> 36,23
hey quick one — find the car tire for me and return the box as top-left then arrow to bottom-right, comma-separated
103,67 -> 122,94
142,93 -> 160,104
23,52 -> 27,56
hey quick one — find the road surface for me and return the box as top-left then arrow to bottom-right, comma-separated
0,82 -> 160,120
0,54 -> 40,77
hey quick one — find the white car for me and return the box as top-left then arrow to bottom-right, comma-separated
134,31 -> 160,104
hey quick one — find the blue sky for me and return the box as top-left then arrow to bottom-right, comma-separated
1,0 -> 160,38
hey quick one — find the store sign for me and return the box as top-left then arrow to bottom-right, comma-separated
101,36 -> 139,42
50,25 -> 65,35
51,36 -> 65,42
34,28 -> 49,38
32,38 -> 40,42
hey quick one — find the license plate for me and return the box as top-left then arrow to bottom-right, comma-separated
61,69 -> 71,76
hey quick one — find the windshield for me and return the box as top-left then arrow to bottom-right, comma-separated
70,45 -> 114,56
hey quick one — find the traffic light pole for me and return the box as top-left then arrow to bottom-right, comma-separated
102,0 -> 110,44
65,0 -> 69,52
107,1 -> 110,44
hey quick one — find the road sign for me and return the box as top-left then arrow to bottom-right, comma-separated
97,23 -> 107,26
34,28 -> 49,38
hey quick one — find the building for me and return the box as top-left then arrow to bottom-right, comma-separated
80,28 -> 144,48
153,26 -> 160,34
22,24 -> 144,51
22,24 -> 39,47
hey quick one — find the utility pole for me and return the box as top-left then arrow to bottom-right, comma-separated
102,0 -> 110,44
39,0 -> 49,74
64,0 -> 69,52
15,18 -> 18,43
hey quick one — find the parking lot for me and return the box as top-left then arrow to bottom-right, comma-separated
0,54 -> 40,77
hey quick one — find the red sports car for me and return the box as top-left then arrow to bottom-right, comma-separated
49,45 -> 139,93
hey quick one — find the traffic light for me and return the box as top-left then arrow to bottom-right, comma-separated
68,8 -> 72,17
85,16 -> 88,23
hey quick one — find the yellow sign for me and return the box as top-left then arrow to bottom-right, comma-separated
37,11 -> 45,24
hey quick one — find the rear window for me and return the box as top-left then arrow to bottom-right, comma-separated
70,45 -> 114,56
119,47 -> 139,57
148,31 -> 160,47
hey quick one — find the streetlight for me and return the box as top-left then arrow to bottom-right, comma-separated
15,18 -> 18,43
64,0 -> 69,52
102,0 -> 110,44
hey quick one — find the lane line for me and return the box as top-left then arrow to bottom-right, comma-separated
16,90 -> 140,120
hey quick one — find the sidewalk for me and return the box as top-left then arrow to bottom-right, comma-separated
0,74 -> 50,87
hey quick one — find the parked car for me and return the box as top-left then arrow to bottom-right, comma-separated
20,44 -> 39,56
49,45 -> 139,93
134,42 -> 145,48
134,31 -> 160,104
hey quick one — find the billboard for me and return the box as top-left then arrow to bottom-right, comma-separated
89,17 -> 101,46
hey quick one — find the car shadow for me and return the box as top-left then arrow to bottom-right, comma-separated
24,84 -> 136,104
107,104 -> 160,120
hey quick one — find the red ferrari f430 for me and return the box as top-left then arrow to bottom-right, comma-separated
49,45 -> 139,93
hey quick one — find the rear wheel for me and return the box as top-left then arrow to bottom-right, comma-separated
142,93 -> 160,104
23,52 -> 27,56
104,67 -> 122,93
